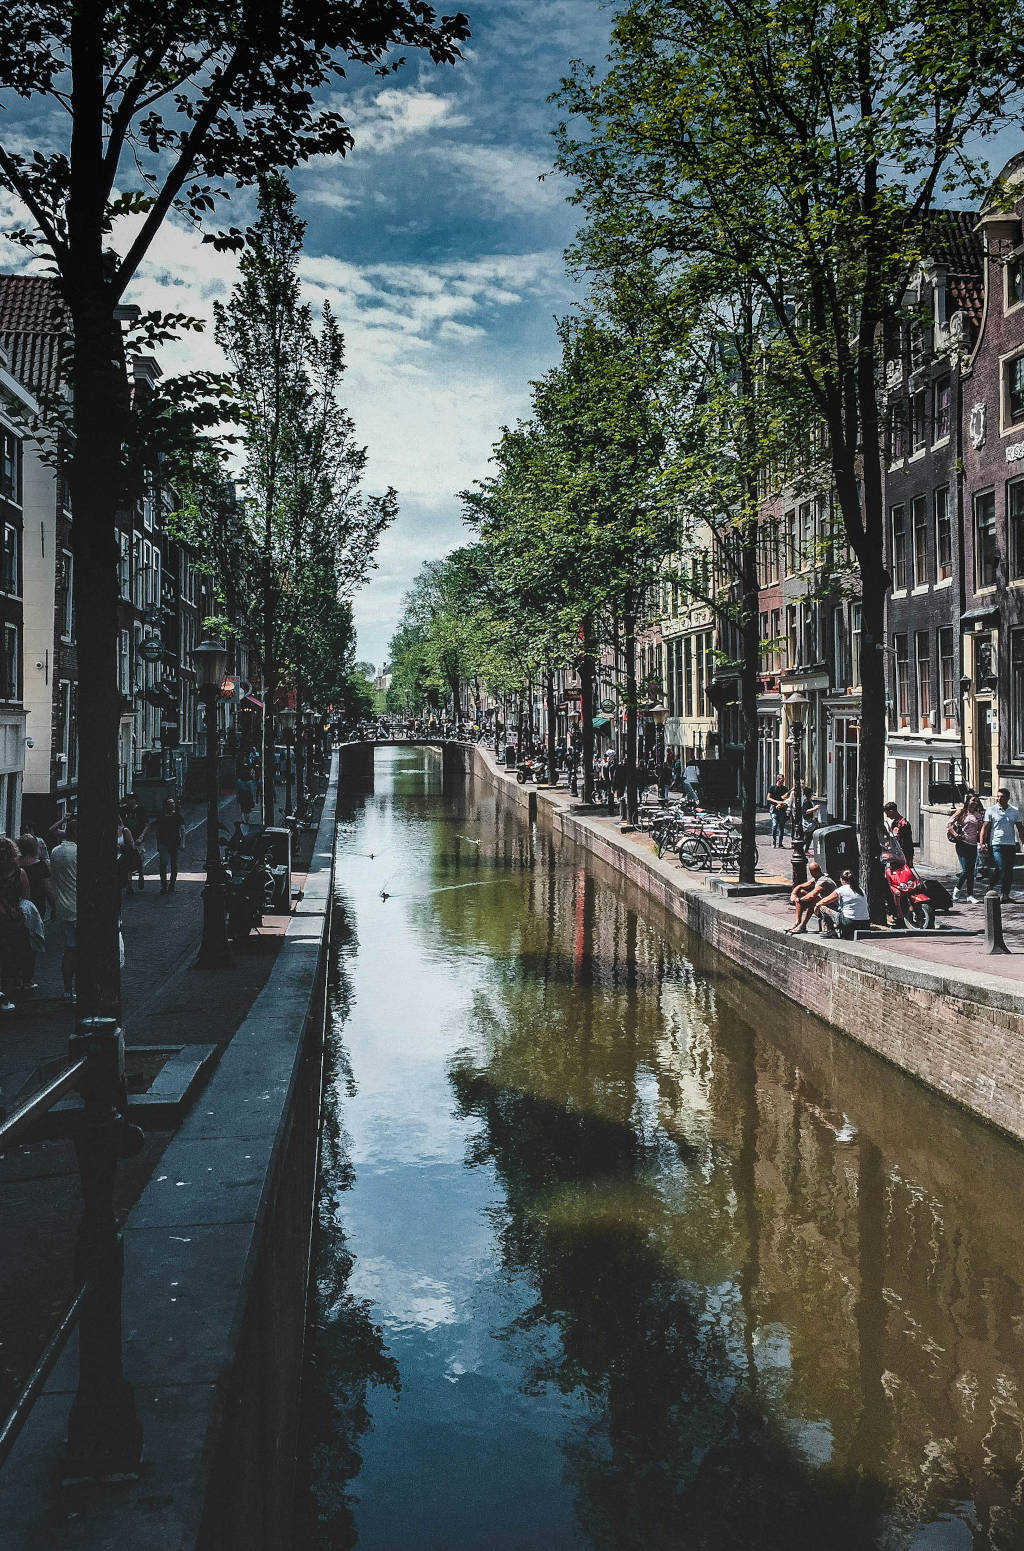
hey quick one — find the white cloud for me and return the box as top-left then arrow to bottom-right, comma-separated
341,86 -> 468,154
435,143 -> 561,212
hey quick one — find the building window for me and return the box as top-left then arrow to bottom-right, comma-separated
60,548 -> 74,639
935,486 -> 952,580
915,632 -> 932,727
786,604 -> 798,668
118,628 -> 131,696
895,634 -> 910,725
1008,254 -> 1024,312
0,623 -> 18,701
683,635 -> 693,718
1010,480 -> 1024,580
785,509 -> 799,574
910,390 -> 927,452
891,504 -> 907,590
0,523 -> 18,595
1013,630 -> 1024,759
851,604 -> 862,689
695,632 -> 706,717
912,495 -> 929,587
800,501 -> 815,565
0,431 -> 17,502
888,402 -> 906,465
939,627 -> 955,731
118,530 -> 131,599
1006,353 -> 1024,428
973,490 -> 998,589
933,376 -> 951,441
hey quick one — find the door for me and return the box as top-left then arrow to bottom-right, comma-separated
977,702 -> 994,797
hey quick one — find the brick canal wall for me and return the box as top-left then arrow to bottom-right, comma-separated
0,759 -> 339,1551
471,745 -> 1024,1146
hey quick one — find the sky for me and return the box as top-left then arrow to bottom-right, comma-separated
115,0 -> 613,672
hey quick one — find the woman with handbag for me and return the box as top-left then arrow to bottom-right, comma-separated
949,791 -> 984,903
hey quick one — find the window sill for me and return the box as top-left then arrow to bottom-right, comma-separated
974,585 -> 998,596
911,584 -> 932,596
932,434 -> 951,450
891,588 -> 908,600
935,575 -> 953,589
908,448 -> 927,463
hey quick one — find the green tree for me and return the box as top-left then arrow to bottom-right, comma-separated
0,0 -> 467,1013
556,0 -> 1023,913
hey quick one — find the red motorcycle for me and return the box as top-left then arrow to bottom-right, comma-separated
883,852 -> 935,930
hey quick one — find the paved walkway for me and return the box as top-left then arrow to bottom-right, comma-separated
0,781 -> 324,1424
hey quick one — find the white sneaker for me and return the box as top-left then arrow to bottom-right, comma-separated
952,889 -> 964,902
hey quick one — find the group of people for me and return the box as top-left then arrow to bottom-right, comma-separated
0,820 -> 78,1010
765,774 -> 822,848
117,792 -> 187,896
787,860 -> 869,939
946,787 -> 1024,903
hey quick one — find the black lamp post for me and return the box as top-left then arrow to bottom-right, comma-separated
786,690 -> 809,886
194,635 -> 231,968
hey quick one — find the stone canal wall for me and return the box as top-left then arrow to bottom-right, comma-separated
0,759 -> 339,1550
471,745 -> 1024,1147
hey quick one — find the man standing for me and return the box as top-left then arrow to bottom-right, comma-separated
766,772 -> 789,847
50,818 -> 78,1002
981,788 -> 1024,903
883,801 -> 916,867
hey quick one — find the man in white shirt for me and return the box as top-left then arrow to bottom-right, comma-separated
981,789 -> 1024,902
49,817 -> 77,1001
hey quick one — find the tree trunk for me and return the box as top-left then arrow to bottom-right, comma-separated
545,666 -> 558,784
67,0 -> 126,1018
624,612 -> 638,826
295,663 -> 305,812
857,552 -> 888,921
72,337 -> 127,1019
738,536 -> 760,886
580,625 -> 595,806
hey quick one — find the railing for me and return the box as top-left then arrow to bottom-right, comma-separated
0,1019 -> 144,1478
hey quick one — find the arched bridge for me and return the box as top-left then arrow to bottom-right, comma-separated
336,737 -> 475,786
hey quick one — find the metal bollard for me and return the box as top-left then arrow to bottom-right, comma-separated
64,1018 -> 143,1482
986,890 -> 1011,955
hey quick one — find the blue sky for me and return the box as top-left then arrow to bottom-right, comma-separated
110,0 -> 613,672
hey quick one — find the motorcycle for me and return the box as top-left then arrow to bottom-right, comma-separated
883,851 -> 935,930
516,756 -> 544,785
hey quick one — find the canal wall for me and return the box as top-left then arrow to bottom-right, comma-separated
0,759 -> 339,1550
472,746 -> 1024,1147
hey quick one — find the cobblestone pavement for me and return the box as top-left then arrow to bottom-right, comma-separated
0,782 -> 324,1424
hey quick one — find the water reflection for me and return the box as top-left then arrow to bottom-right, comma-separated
298,750 -> 1024,1550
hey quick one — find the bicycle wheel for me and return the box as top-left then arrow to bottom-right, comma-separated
678,836 -> 711,870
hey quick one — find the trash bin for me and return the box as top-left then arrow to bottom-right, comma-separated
504,744 -> 517,768
812,823 -> 860,882
263,826 -> 292,912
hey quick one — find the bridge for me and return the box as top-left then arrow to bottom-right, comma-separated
335,737 -> 476,786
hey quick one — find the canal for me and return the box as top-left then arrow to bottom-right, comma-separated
297,748 -> 1024,1550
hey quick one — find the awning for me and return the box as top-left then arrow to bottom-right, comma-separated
593,714 -> 611,730
242,694 -> 265,711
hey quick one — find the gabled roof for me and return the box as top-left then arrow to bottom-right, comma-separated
922,209 -> 984,337
0,274 -> 69,398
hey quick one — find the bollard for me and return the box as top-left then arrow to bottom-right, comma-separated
64,1018 -> 143,1482
986,890 -> 1011,955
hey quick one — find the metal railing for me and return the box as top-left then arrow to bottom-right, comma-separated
0,1019 -> 144,1479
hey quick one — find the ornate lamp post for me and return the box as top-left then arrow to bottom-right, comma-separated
194,635 -> 231,968
785,690 -> 809,886
280,707 -> 295,815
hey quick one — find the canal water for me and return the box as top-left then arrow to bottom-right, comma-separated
297,748 -> 1024,1550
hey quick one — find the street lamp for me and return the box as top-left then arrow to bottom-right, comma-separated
280,707 -> 296,815
785,691 -> 810,886
194,635 -> 231,968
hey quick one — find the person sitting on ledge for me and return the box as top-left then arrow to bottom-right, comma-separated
787,859 -> 834,934
815,869 -> 870,940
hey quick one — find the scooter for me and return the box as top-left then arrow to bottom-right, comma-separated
883,851 -> 935,930
516,756 -> 544,784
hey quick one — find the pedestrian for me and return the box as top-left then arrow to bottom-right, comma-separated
116,815 -> 140,896
948,792 -> 984,903
18,833 -> 50,918
815,869 -> 870,939
658,755 -> 674,802
120,793 -> 149,889
0,836 -> 29,1008
155,796 -> 186,894
766,772 -> 790,847
883,801 -> 915,866
787,859 -> 835,934
236,769 -> 256,824
613,760 -> 629,821
50,819 -> 78,1001
681,759 -> 701,806
980,788 -> 1024,903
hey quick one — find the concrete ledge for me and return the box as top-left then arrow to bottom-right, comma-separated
0,757 -> 339,1549
469,743 -> 1024,1146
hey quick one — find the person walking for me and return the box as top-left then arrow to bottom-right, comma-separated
766,773 -> 789,847
948,792 -> 984,903
981,788 -> 1024,902
120,792 -> 149,890
50,819 -> 78,1001
155,796 -> 186,894
18,833 -> 50,918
